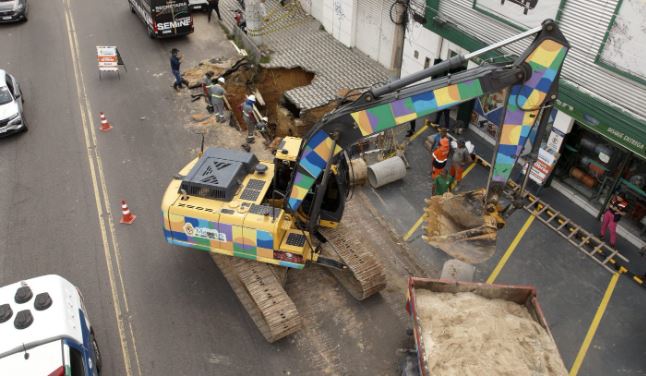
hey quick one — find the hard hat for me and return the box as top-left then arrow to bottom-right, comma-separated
248,95 -> 256,102
218,77 -> 225,84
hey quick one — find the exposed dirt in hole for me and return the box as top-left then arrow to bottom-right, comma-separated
224,66 -> 317,133
185,58 -> 344,140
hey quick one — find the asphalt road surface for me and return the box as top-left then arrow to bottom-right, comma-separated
0,1 -> 409,375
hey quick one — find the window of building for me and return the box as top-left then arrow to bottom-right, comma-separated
424,57 -> 430,69
413,50 -> 419,59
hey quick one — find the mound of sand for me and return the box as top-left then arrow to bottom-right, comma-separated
415,291 -> 567,376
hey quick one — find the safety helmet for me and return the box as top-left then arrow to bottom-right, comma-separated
248,95 -> 256,102
218,77 -> 225,84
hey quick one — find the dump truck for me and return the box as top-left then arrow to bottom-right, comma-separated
403,277 -> 567,376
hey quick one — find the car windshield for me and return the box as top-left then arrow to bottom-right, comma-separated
0,87 -> 13,105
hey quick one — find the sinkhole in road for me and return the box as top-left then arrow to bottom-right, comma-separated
225,66 -> 318,136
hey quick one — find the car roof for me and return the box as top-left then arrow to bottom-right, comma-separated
0,275 -> 84,359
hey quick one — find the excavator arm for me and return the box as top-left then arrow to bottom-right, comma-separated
286,20 -> 568,262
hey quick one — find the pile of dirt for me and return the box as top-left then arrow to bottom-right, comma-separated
182,58 -> 235,87
415,291 -> 567,375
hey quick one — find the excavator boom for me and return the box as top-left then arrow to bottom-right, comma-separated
286,19 -> 568,264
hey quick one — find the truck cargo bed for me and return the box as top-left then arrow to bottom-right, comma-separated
406,277 -> 566,376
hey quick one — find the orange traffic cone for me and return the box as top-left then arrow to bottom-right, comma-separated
99,112 -> 113,132
120,200 -> 136,224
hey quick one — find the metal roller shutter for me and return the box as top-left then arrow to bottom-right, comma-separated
436,0 -> 646,121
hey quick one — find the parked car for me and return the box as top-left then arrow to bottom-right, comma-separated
0,0 -> 28,23
188,0 -> 208,12
0,275 -> 102,375
0,69 -> 27,136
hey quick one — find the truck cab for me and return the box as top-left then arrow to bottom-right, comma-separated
0,275 -> 101,375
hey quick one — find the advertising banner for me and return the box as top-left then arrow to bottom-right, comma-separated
473,0 -> 562,29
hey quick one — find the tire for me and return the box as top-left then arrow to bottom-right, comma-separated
148,27 -> 155,39
91,334 -> 102,373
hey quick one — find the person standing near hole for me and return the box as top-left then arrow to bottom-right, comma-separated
207,0 -> 221,22
170,48 -> 184,91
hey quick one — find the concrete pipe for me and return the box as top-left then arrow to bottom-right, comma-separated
367,156 -> 407,188
348,158 -> 368,186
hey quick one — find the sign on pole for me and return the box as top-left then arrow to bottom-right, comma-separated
97,46 -> 126,79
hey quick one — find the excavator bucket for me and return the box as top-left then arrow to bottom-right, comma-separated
423,188 -> 498,264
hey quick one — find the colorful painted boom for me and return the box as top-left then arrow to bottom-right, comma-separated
286,20 -> 569,215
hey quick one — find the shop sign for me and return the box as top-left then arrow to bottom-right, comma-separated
545,127 -> 565,154
524,148 -> 556,185
555,99 -> 646,159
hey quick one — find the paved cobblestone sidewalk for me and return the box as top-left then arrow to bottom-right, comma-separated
219,0 -> 391,110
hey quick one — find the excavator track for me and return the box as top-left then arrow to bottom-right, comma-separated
319,224 -> 387,301
211,254 -> 302,342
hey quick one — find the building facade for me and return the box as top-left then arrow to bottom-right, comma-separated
298,0 -> 406,72
401,0 -> 646,241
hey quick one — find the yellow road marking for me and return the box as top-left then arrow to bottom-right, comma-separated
409,124 -> 429,141
403,160 -> 477,241
63,1 -> 141,374
569,271 -> 621,376
486,213 -> 536,284
403,215 -> 426,241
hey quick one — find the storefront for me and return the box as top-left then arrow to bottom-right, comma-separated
552,119 -> 646,236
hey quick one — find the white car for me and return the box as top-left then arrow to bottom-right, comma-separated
188,0 -> 208,11
0,275 -> 101,375
0,69 -> 27,136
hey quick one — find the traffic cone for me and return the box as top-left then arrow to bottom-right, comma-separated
120,200 -> 136,224
99,112 -> 113,132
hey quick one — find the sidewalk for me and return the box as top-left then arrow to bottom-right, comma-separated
219,0 -> 391,111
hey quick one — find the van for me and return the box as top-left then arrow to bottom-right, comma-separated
0,275 -> 101,375
129,0 -> 194,38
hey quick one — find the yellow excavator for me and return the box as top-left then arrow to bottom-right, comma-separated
161,20 -> 569,341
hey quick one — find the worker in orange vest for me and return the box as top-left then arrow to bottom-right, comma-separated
431,137 -> 450,179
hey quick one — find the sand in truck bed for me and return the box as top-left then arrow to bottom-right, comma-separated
415,291 -> 568,376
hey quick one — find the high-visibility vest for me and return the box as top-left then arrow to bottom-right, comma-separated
432,138 -> 450,163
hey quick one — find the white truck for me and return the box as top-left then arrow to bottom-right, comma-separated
0,275 -> 101,375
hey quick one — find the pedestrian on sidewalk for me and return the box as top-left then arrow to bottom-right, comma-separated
433,168 -> 454,196
242,95 -> 258,143
600,193 -> 628,248
209,77 -> 227,123
450,138 -> 473,183
170,48 -> 184,91
207,0 -> 221,22
431,137 -> 450,179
